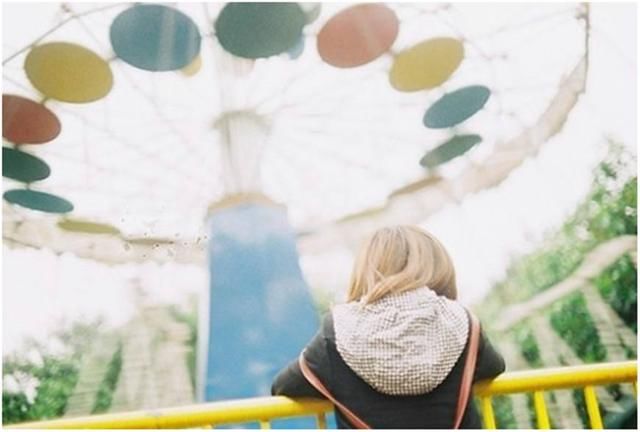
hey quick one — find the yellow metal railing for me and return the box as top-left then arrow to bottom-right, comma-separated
7,360 -> 636,430
473,360 -> 637,429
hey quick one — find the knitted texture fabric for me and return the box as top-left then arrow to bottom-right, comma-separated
332,286 -> 469,396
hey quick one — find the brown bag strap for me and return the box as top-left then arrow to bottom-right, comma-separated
454,309 -> 481,428
298,353 -> 371,429
299,309 -> 481,429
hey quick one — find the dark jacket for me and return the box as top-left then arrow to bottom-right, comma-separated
272,311 -> 505,429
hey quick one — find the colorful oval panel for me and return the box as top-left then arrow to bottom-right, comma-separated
181,55 -> 202,77
424,85 -> 491,128
420,134 -> 482,169
2,95 -> 61,144
4,189 -> 73,213
111,4 -> 201,71
58,218 -> 120,235
317,4 -> 398,68
300,3 -> 322,24
25,42 -> 113,103
288,36 -> 305,60
127,237 -> 175,246
2,147 -> 51,183
215,3 -> 306,59
390,38 -> 464,92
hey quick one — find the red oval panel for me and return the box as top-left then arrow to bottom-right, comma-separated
317,4 -> 398,68
3,94 -> 61,144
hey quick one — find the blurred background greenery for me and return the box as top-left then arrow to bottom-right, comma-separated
476,139 -> 637,428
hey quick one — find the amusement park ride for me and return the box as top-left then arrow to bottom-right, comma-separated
5,2 -> 633,428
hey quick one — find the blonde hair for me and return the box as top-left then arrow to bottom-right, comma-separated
347,225 -> 457,304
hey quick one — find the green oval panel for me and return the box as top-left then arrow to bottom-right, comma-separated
111,4 -> 201,71
215,3 -> 306,59
424,85 -> 491,129
420,134 -> 482,169
58,218 -> 120,235
3,146 -> 51,182
4,189 -> 73,213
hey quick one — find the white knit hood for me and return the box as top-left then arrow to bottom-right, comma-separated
332,287 -> 469,396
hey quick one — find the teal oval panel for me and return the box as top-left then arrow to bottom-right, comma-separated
424,85 -> 491,129
4,189 -> 73,213
110,4 -> 201,71
288,36 -> 305,60
3,147 -> 51,183
215,3 -> 306,59
420,134 -> 482,169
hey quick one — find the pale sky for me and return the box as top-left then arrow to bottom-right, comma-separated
2,2 -> 637,354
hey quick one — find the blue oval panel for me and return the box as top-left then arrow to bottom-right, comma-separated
420,134 -> 482,169
215,3 -> 306,59
3,147 -> 51,183
4,189 -> 73,213
110,4 -> 201,71
424,85 -> 490,129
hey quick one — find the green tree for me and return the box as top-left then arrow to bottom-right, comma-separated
477,140 -> 637,428
169,299 -> 198,395
2,318 -> 105,425
92,344 -> 123,414
479,140 -> 636,323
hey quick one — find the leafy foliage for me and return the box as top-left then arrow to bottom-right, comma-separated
478,140 -> 637,427
594,254 -> 637,333
2,357 -> 79,424
2,318 -> 104,425
549,292 -> 606,362
489,395 -> 518,429
480,141 -> 636,317
2,392 -> 31,424
92,344 -> 123,414
512,324 -> 543,367
169,299 -> 198,396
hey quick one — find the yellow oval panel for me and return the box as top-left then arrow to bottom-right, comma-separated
58,218 -> 120,235
180,55 -> 202,77
389,38 -> 464,92
127,237 -> 175,246
25,42 -> 113,103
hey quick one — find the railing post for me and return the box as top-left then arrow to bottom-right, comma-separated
583,386 -> 603,429
533,391 -> 551,429
315,414 -> 327,429
258,420 -> 271,429
480,396 -> 497,429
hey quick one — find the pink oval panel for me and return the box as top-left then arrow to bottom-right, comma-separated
317,4 -> 399,68
3,94 -> 61,144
